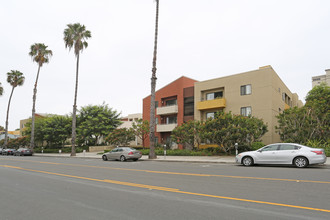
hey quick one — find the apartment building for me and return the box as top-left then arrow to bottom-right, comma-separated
143,76 -> 197,148
194,65 -> 303,145
312,69 -> 330,88
118,113 -> 142,146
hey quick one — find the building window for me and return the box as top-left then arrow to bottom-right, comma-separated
241,106 -> 252,116
155,118 -> 158,125
184,97 -> 194,116
206,91 -> 223,100
155,101 -> 158,108
155,137 -> 158,144
206,112 -> 215,119
166,116 -> 177,124
240,84 -> 252,95
165,99 -> 177,106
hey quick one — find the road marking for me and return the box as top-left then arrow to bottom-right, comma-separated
1,158 -> 330,184
1,164 -> 330,213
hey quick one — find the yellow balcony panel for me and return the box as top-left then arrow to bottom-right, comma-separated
197,98 -> 226,110
284,103 -> 290,110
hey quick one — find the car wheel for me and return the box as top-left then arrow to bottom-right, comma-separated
293,157 -> 308,168
102,155 -> 108,161
242,156 -> 254,166
120,155 -> 126,162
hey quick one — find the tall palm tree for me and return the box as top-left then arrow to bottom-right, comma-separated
0,82 -> 3,96
63,23 -> 91,156
4,70 -> 25,148
29,43 -> 53,150
149,0 -> 160,159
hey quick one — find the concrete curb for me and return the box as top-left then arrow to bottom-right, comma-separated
32,154 -> 237,164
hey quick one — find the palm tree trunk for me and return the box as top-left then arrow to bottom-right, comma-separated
4,87 -> 15,148
30,65 -> 41,150
149,0 -> 159,159
71,53 -> 80,156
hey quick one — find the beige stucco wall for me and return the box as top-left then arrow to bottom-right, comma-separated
194,66 -> 302,145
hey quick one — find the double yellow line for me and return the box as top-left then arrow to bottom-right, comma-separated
1,164 -> 330,213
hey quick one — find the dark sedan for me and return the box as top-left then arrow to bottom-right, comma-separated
2,148 -> 16,155
14,148 -> 33,156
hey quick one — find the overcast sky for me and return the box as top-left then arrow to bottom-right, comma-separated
1,0 -> 329,131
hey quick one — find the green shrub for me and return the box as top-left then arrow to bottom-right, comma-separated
251,142 -> 265,151
305,139 -> 330,157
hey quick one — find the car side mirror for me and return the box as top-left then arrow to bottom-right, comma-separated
257,149 -> 262,153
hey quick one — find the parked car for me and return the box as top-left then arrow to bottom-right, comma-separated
2,148 -> 16,156
102,147 -> 142,162
0,148 -> 3,155
236,143 -> 327,168
14,148 -> 33,156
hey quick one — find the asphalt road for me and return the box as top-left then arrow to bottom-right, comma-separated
0,156 -> 330,220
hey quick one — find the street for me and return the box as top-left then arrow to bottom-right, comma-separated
0,156 -> 330,220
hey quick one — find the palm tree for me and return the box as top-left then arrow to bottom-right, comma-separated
0,82 -> 3,96
29,43 -> 53,150
63,23 -> 91,156
4,70 -> 25,148
149,0 -> 160,159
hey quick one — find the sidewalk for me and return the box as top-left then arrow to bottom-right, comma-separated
33,152 -> 330,165
33,152 -> 236,164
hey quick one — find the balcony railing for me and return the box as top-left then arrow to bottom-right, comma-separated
156,105 -> 178,116
156,123 -> 177,132
196,98 -> 226,110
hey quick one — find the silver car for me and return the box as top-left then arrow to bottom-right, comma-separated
236,143 -> 327,168
102,147 -> 142,162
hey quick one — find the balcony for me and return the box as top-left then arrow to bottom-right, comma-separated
156,105 -> 178,116
156,123 -> 177,132
197,98 -> 226,110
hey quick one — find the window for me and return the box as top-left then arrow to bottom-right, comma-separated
184,97 -> 194,116
166,116 -> 177,124
154,137 -> 158,144
155,101 -> 158,108
166,99 -> 177,106
240,107 -> 252,116
206,91 -> 223,100
206,112 -> 215,119
279,144 -> 300,151
240,84 -> 251,95
261,145 -> 279,151
155,118 -> 158,125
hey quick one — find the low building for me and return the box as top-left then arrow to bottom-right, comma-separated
118,113 -> 143,146
312,69 -> 330,88
194,65 -> 303,144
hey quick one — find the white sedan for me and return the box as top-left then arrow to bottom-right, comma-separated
236,143 -> 327,168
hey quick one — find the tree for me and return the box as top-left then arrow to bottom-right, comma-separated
276,107 -> 313,143
77,104 -> 122,146
24,115 -> 71,148
29,43 -> 53,149
64,23 -> 91,156
149,0 -> 160,159
171,120 -> 204,150
0,82 -> 3,96
305,83 -> 330,140
204,112 -> 267,153
106,128 -> 135,146
131,119 -> 149,148
276,83 -> 330,143
4,70 -> 25,147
